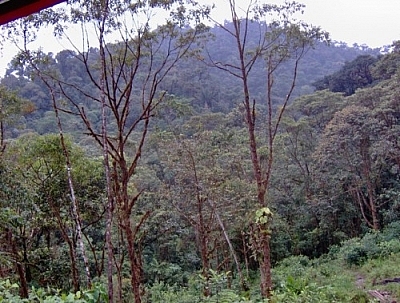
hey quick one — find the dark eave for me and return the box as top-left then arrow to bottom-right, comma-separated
0,0 -> 66,25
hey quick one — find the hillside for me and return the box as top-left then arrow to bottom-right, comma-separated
0,23 -> 378,137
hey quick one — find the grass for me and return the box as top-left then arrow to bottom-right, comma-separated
147,252 -> 400,302
147,225 -> 400,302
359,253 -> 400,298
269,229 -> 400,302
4,228 -> 400,302
271,255 -> 362,302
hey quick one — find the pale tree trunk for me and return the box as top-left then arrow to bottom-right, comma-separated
66,162 -> 92,288
25,44 -> 93,289
369,195 -> 379,231
208,199 -> 247,291
241,231 -> 250,280
48,195 -> 80,291
364,165 -> 380,231
21,67 -> 92,290
353,188 -> 379,231
185,147 -> 212,296
46,84 -> 92,289
63,224 -> 81,291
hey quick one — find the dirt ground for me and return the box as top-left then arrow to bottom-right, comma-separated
356,275 -> 398,303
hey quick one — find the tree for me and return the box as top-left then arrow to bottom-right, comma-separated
0,163 -> 32,298
0,132 -> 105,297
270,91 -> 355,257
0,85 -> 33,154
202,0 -> 327,297
155,123 -> 252,296
8,1 -> 210,301
314,105 -> 383,231
4,134 -> 105,290
313,70 -> 400,231
372,40 -> 400,81
286,90 -> 345,132
274,90 -> 345,204
313,55 -> 378,95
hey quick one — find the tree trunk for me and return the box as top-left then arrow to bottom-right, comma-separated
361,137 -> 380,230
0,120 -> 5,155
99,8 -> 115,300
199,228 -> 211,297
368,193 -> 379,231
52,204 -> 80,292
197,197 -> 211,297
209,199 -> 247,291
29,60 -> 93,291
47,82 -> 92,289
122,213 -> 142,303
8,229 -> 28,298
259,234 -> 272,298
66,167 -> 92,288
67,238 -> 81,293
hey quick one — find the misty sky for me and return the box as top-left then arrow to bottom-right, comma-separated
297,0 -> 400,47
1,0 -> 400,75
206,0 -> 400,48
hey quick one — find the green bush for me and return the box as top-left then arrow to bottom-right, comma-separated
0,280 -> 107,303
343,240 -> 368,266
148,281 -> 200,303
381,221 -> 400,241
272,282 -> 340,303
338,225 -> 400,266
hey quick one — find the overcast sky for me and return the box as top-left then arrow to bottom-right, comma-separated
292,0 -> 400,47
206,0 -> 400,48
1,0 -> 400,76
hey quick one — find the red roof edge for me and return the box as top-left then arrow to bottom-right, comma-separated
0,0 -> 66,26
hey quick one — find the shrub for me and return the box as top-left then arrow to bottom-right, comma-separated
0,280 -> 107,303
339,225 -> 400,266
272,279 -> 340,303
381,221 -> 400,241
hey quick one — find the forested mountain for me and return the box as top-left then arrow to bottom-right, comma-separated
2,8 -> 400,302
0,23 -> 378,139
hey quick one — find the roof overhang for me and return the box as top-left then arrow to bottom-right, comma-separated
0,0 -> 66,26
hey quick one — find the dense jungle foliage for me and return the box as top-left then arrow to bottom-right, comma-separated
1,1 -> 400,301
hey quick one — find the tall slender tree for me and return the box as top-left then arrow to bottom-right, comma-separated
202,0 -> 327,297
7,1 -> 210,301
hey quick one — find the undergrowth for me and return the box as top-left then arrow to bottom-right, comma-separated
147,222 -> 400,302
3,222 -> 400,302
